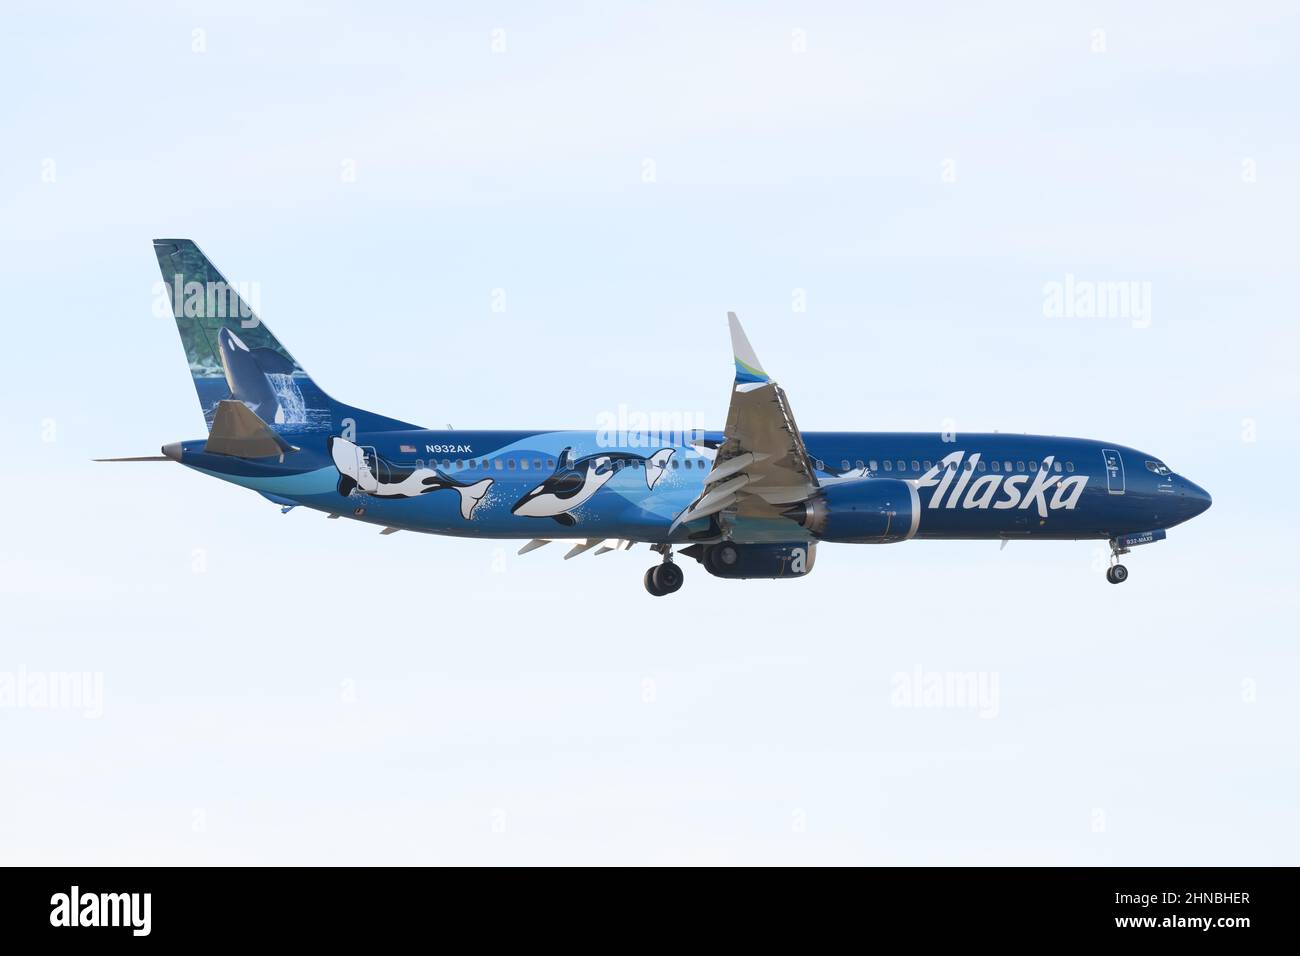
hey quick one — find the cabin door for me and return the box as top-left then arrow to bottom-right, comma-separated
356,445 -> 381,494
1102,448 -> 1125,495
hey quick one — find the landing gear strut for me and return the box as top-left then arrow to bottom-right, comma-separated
644,547 -> 684,596
1106,540 -> 1129,585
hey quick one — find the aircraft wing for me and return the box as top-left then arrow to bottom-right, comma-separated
673,313 -> 819,530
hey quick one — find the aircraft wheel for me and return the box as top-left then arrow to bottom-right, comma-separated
1107,564 -> 1128,584
644,566 -> 667,596
652,561 -> 684,595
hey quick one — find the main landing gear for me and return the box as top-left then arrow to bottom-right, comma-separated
1106,539 -> 1130,585
644,546 -> 684,596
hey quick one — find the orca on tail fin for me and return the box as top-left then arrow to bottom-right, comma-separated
152,239 -> 419,434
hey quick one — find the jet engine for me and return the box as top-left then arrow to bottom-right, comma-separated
782,478 -> 915,543
682,542 -> 817,579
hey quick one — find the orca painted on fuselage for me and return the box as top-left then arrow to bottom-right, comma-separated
328,436 -> 493,519
512,446 -> 675,526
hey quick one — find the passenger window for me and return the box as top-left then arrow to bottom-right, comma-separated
896,460 -> 905,471
671,459 -> 679,469
442,459 -> 451,470
911,460 -> 920,471
963,461 -> 972,471
1053,461 -> 1062,473
454,459 -> 463,469
481,459 -> 490,470
494,459 -> 503,470
1004,461 -> 1012,472
1029,461 -> 1037,472
868,460 -> 878,471
1016,461 -> 1024,472
520,459 -> 529,470
883,460 -> 892,471
1066,462 -> 1074,473
991,460 -> 1001,472
546,459 -> 555,469
841,459 -> 850,470
923,460 -> 932,470
855,459 -> 864,470
977,460 -> 986,472
814,459 -> 824,470
508,459 -> 516,470
415,459 -> 425,468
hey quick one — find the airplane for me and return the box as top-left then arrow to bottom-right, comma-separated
100,239 -> 1212,596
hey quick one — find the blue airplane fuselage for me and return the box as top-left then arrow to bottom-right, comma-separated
170,428 -> 1212,544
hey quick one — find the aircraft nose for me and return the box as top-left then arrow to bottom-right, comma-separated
1182,477 -> 1212,518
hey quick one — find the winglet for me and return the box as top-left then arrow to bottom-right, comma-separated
728,312 -> 770,385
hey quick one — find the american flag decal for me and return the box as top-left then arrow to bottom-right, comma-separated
400,444 -> 417,454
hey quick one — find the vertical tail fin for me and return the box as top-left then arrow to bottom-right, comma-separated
152,239 -> 418,433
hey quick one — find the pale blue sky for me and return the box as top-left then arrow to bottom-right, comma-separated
1,1 -> 1297,864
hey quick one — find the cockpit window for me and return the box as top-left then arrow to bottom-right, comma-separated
1146,460 -> 1171,476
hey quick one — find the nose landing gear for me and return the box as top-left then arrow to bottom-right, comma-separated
644,546 -> 684,596
1106,539 -> 1130,584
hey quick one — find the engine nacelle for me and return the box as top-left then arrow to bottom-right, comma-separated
685,542 -> 817,579
782,478 -> 915,543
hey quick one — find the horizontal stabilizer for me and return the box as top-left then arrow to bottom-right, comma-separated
93,455 -> 171,462
204,400 -> 298,459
